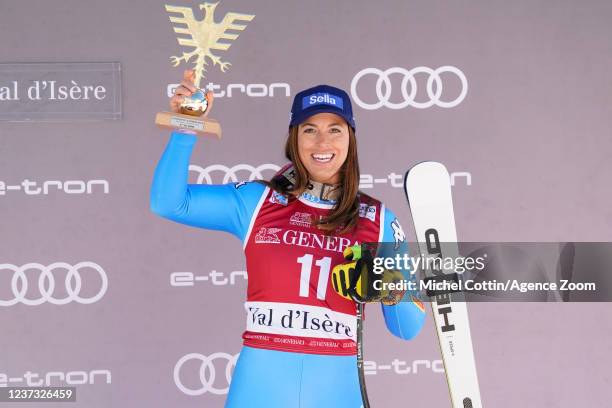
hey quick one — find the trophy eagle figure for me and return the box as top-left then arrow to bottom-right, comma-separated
165,2 -> 255,88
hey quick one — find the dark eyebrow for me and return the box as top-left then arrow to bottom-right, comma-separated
300,122 -> 344,128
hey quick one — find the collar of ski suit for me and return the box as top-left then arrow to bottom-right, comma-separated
279,163 -> 341,204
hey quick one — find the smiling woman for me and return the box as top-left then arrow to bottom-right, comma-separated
298,113 -> 350,184
150,74 -> 425,408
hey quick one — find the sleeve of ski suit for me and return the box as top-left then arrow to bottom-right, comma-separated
149,131 -> 266,244
379,207 -> 426,340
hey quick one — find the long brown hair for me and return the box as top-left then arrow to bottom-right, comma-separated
259,125 -> 361,235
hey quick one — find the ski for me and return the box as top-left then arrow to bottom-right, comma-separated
404,161 -> 482,408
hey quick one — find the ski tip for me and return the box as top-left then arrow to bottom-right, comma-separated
409,161 -> 448,175
404,161 -> 450,188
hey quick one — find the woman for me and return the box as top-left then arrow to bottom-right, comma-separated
150,69 -> 426,408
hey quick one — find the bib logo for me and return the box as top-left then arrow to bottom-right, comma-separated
289,212 -> 312,228
358,203 -> 377,222
254,227 -> 282,244
269,191 -> 288,206
253,227 -> 357,253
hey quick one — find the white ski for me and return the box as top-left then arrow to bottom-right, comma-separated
404,161 -> 482,408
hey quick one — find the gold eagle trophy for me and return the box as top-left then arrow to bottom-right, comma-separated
155,2 -> 255,138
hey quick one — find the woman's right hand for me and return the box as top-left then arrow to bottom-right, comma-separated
169,69 -> 198,113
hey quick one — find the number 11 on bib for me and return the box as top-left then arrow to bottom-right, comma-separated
404,162 -> 482,408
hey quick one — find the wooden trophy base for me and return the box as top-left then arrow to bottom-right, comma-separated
155,111 -> 222,138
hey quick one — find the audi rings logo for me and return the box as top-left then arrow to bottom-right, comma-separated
351,66 -> 468,110
0,262 -> 108,306
174,352 -> 239,396
190,164 -> 281,184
